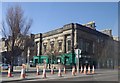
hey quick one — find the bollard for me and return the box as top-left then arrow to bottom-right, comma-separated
20,65 -> 26,79
42,68 -> 46,78
83,65 -> 86,74
72,66 -> 76,76
80,65 -> 83,73
87,65 -> 91,74
51,66 -> 54,75
8,66 -> 12,77
92,65 -> 95,74
58,67 -> 62,77
63,66 -> 66,74
36,66 -> 40,75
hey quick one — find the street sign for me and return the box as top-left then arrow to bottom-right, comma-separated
75,49 -> 81,74
58,59 -> 60,63
27,47 -> 30,57
75,49 -> 81,58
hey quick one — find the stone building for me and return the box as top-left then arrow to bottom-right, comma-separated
34,21 -> 118,69
0,38 -> 7,63
112,36 -> 119,68
0,34 -> 35,66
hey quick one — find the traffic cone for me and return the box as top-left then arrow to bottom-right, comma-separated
87,65 -> 91,74
36,66 -> 40,75
22,64 -> 27,76
92,65 -> 95,74
83,65 -> 86,74
51,66 -> 54,75
63,66 -> 66,74
72,66 -> 75,76
42,68 -> 46,78
80,65 -> 83,73
20,65 -> 26,79
8,66 -> 12,77
58,67 -> 62,77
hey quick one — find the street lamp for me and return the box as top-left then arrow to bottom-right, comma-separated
27,47 -> 30,71
75,49 -> 81,74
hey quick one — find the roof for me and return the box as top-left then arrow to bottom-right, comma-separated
35,23 -> 113,39
75,23 -> 112,38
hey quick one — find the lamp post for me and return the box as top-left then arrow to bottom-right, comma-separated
75,49 -> 81,74
27,47 -> 30,71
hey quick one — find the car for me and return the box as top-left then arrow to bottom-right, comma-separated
1,64 -> 9,70
29,61 -> 36,67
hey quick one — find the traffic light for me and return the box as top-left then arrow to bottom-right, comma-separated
75,49 -> 82,58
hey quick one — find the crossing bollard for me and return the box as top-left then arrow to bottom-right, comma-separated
8,65 -> 12,77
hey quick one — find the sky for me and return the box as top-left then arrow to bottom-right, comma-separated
1,2 -> 118,36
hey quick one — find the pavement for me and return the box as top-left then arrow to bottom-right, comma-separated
0,69 -> 118,83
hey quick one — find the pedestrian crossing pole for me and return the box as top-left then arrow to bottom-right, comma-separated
26,47 -> 30,71
75,49 -> 81,74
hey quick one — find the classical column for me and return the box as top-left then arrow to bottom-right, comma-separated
71,24 -> 75,65
39,33 -> 42,55
35,42 -> 37,56
75,29 -> 78,49
37,42 -> 40,56
71,25 -> 75,54
63,35 -> 66,53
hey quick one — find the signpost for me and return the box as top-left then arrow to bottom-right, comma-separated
75,49 -> 81,74
26,47 -> 30,71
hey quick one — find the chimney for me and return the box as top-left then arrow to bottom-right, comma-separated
101,29 -> 112,37
83,21 -> 96,30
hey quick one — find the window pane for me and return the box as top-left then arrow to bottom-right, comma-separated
44,45 -> 47,52
58,42 -> 62,51
51,44 -> 54,51
68,40 -> 71,51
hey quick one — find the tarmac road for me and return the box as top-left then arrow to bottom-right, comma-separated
1,69 -> 119,83
51,72 -> 118,81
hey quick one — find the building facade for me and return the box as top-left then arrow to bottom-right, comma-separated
0,34 -> 35,66
34,22 -> 118,69
0,38 -> 7,63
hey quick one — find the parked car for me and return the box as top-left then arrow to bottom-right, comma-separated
1,64 -> 9,70
29,61 -> 36,67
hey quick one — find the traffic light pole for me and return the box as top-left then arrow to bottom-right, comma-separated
77,56 -> 79,74
76,49 -> 81,74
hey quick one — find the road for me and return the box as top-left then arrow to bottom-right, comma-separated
51,73 -> 118,81
1,69 -> 119,83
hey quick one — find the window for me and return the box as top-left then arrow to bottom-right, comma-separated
86,42 -> 89,52
97,38 -> 100,43
92,42 -> 95,53
50,41 -> 54,52
58,41 -> 62,52
82,40 -> 86,52
36,42 -> 39,56
67,40 -> 71,52
44,45 -> 47,53
79,38 -> 94,54
79,38 -> 83,50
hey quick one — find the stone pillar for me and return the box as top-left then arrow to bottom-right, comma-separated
37,42 -> 40,56
74,29 -> 78,49
34,42 -> 37,55
71,24 -> 75,54
39,33 -> 42,55
36,33 -> 42,56
71,24 -> 75,65
47,39 -> 50,52
63,35 -> 66,53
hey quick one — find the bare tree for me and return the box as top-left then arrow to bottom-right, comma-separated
2,5 -> 33,71
44,45 -> 63,65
